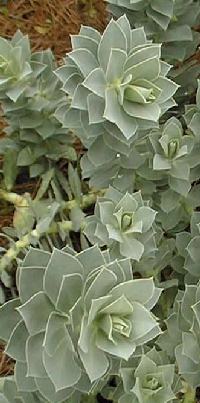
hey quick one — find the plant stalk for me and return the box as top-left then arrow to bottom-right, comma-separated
0,220 -> 73,273
182,386 -> 196,403
0,189 -> 102,272
0,189 -> 103,212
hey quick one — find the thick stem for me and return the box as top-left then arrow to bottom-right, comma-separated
0,189 -> 29,207
0,220 -> 73,273
0,189 -> 103,212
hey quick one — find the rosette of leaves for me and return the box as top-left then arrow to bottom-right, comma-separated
84,186 -> 157,261
0,31 -> 75,189
0,30 -> 34,101
106,0 -> 200,62
55,15 -> 178,145
119,348 -> 176,403
148,117 -> 196,197
0,245 -> 162,402
158,283 -> 200,388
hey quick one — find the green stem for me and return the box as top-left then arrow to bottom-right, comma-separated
0,220 -> 73,273
183,386 -> 196,403
0,189 -> 103,212
81,394 -> 97,403
0,189 -> 29,207
0,189 -> 103,272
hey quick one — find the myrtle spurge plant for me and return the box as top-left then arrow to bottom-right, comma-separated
0,246 -> 161,402
1,2 -> 200,403
149,117 -> 196,196
55,15 -> 178,143
0,31 -> 75,189
119,348 -> 176,403
106,0 -> 200,62
84,187 -> 157,261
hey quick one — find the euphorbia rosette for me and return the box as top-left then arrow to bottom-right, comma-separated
84,186 -> 157,261
119,348 -> 176,403
0,31 -> 75,182
55,15 -> 178,143
158,282 -> 200,388
149,117 -> 195,197
0,246 -> 162,401
0,31 -> 34,102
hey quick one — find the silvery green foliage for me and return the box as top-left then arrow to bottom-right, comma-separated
0,31 -> 75,186
84,186 -> 157,261
185,79 -> 200,140
55,15 -> 178,145
80,137 -> 146,190
119,348 -> 176,403
149,117 -> 196,197
0,246 -> 161,402
0,377 -> 46,403
158,282 -> 200,388
173,212 -> 200,279
106,0 -> 174,30
106,0 -> 200,62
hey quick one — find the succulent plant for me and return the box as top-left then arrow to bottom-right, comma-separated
106,0 -> 200,63
55,15 -> 178,145
119,348 -> 176,403
84,187 -> 157,261
149,117 -> 196,197
80,136 -> 146,190
0,31 -> 75,187
1,8 -> 200,402
158,282 -> 200,388
0,245 -> 161,402
106,0 -> 174,31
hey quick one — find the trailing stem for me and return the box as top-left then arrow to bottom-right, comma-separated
0,220 -> 74,273
0,189 -> 103,212
0,189 -> 102,272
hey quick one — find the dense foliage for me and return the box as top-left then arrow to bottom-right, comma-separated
0,1 -> 200,402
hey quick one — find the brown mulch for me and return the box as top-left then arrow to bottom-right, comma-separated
0,343 -> 14,376
0,0 -> 107,61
